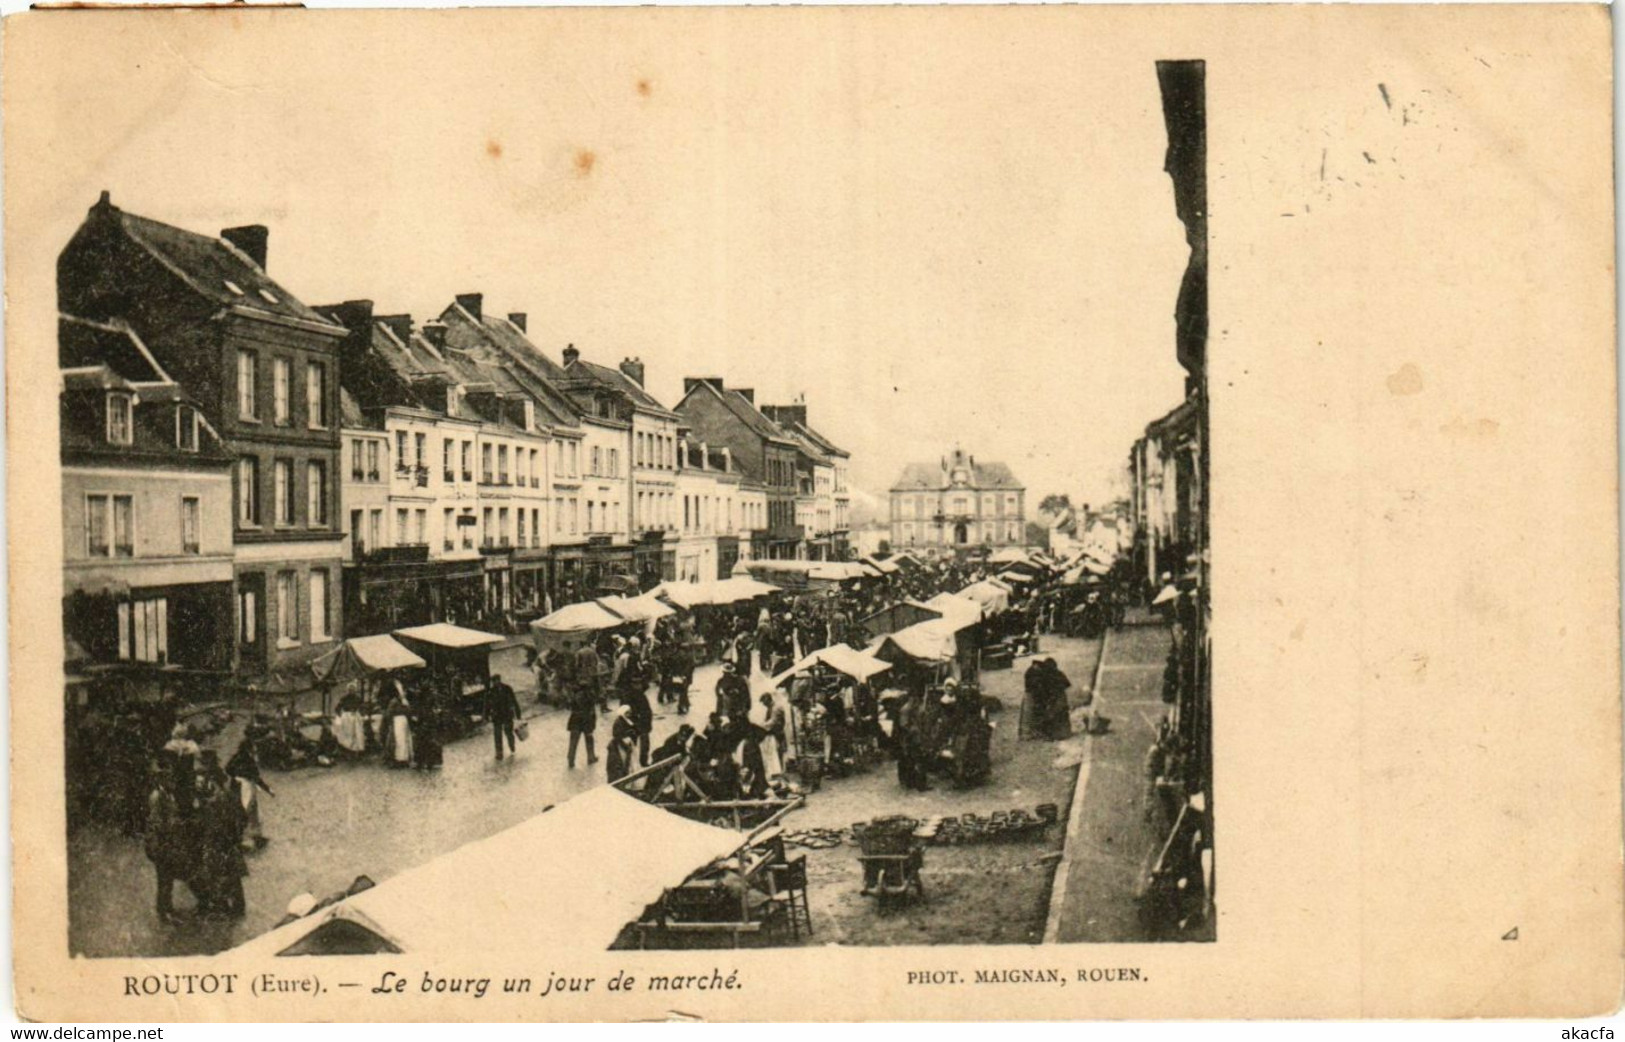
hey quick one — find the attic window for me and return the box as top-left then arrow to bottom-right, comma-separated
175,405 -> 200,452
258,288 -> 280,304
106,393 -> 133,446
223,280 -> 244,296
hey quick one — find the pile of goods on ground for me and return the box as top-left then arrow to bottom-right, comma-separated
781,804 -> 1061,850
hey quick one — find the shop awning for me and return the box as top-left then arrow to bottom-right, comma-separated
1152,584 -> 1180,607
987,547 -> 1032,564
311,635 -> 426,685
772,644 -> 892,686
392,623 -> 506,649
998,569 -> 1035,585
230,786 -> 751,957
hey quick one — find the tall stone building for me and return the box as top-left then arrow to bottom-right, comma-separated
888,448 -> 1025,551
59,194 -> 347,680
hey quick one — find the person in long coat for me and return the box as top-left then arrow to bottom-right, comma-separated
566,674 -> 599,769
1043,660 -> 1074,739
485,676 -> 523,761
574,641 -> 606,711
412,683 -> 445,770
715,662 -> 752,723
894,688 -> 932,791
195,755 -> 247,919
145,756 -> 197,923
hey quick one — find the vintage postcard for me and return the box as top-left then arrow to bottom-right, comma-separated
3,3 -> 1618,1022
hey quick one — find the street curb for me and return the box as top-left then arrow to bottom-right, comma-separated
1041,625 -> 1111,944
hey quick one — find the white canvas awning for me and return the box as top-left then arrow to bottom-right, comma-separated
230,787 -> 750,957
654,577 -> 778,607
599,594 -> 676,622
772,644 -> 893,686
860,555 -> 900,575
311,635 -> 425,685
532,601 -> 628,634
872,620 -> 960,664
393,623 -> 506,649
921,592 -> 985,630
959,581 -> 1012,615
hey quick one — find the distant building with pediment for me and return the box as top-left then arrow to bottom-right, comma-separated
888,448 -> 1025,550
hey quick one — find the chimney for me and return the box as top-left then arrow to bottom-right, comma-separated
683,377 -> 724,396
507,312 -> 527,332
318,300 -> 375,377
93,190 -> 113,213
455,293 -> 483,321
563,344 -> 580,367
736,388 -> 755,405
764,403 -> 807,429
421,321 -> 449,351
619,356 -> 645,387
221,225 -> 269,270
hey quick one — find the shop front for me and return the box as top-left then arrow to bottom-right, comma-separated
549,542 -> 587,607
584,535 -> 636,595
716,535 -> 740,580
634,531 -> 668,592
344,549 -> 486,638
481,547 -> 513,629
512,550 -> 550,623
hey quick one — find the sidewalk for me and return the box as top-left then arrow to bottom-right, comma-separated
1045,615 -> 1173,943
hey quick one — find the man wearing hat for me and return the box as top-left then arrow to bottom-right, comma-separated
715,661 -> 752,724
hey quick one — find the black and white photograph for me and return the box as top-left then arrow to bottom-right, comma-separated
50,33 -> 1210,961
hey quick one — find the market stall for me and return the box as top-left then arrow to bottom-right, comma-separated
530,599 -> 630,654
392,623 -> 506,726
230,786 -> 768,956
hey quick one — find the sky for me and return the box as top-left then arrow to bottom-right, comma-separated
20,9 -> 1190,508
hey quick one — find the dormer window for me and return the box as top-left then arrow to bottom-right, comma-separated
223,280 -> 244,296
522,400 -> 535,431
258,288 -> 280,305
106,393 -> 133,446
175,404 -> 199,452
445,386 -> 458,418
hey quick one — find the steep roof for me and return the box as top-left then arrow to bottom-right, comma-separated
437,303 -> 582,428
777,423 -> 833,466
679,381 -> 795,447
58,315 -> 170,384
339,387 -> 374,429
890,458 -> 1024,492
565,358 -> 673,415
789,419 -> 848,459
113,208 -> 340,331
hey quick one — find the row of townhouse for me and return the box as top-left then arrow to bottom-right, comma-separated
57,194 -> 853,684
